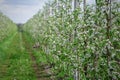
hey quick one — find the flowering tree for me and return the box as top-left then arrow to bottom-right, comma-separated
23,0 -> 120,79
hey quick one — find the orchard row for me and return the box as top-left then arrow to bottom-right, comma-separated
0,12 -> 17,43
23,0 -> 120,80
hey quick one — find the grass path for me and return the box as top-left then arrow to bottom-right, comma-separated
0,32 -> 36,80
0,32 -> 54,80
22,33 -> 52,80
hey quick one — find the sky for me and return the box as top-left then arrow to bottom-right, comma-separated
0,0 -> 48,23
0,0 -> 95,23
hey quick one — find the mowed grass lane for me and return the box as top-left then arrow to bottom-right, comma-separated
0,32 -> 36,80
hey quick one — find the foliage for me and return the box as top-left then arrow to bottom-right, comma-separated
0,12 -> 17,43
23,0 -> 120,80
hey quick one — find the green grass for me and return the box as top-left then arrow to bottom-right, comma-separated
0,32 -> 36,80
22,33 -> 49,65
